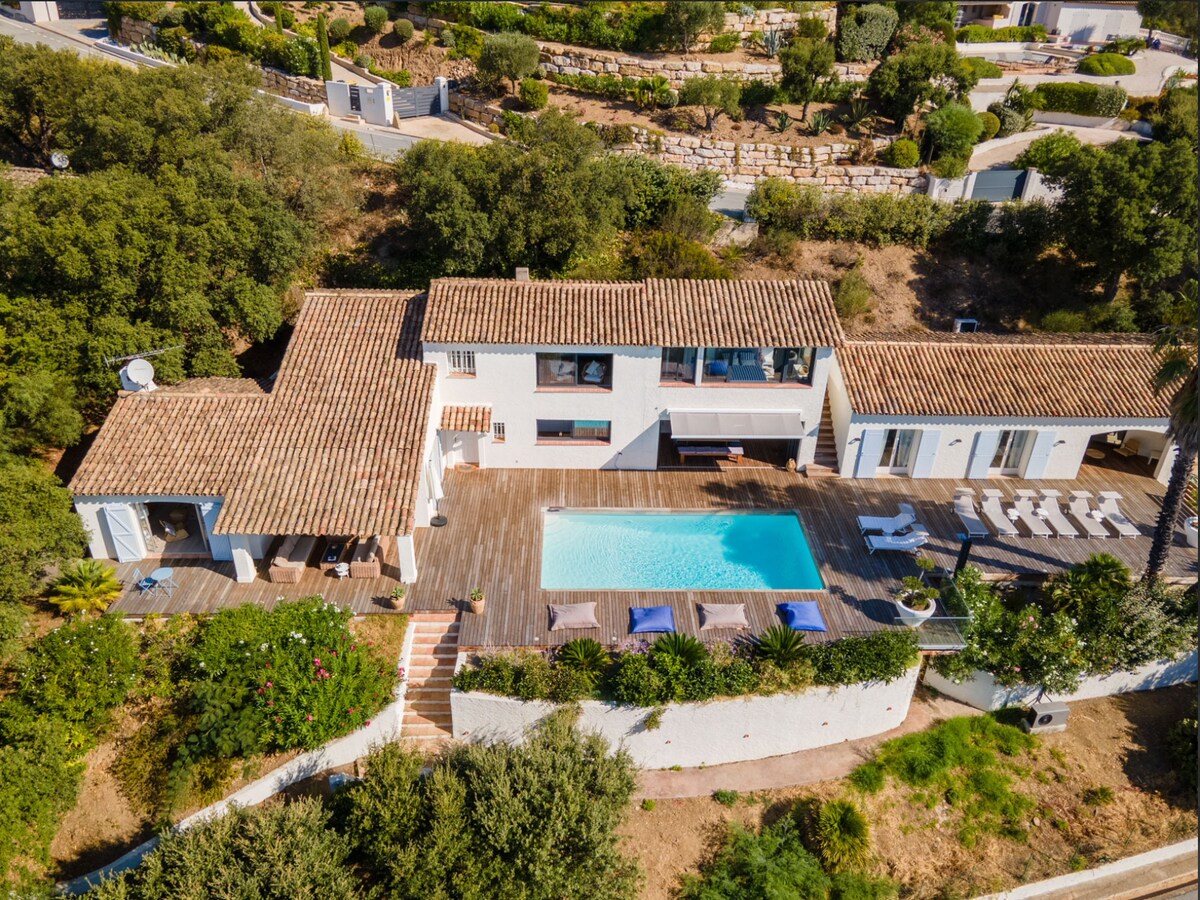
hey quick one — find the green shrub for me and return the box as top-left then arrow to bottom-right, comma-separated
87,798 -> 360,900
930,154 -> 968,178
1030,82 -> 1128,117
642,798 -> 657,811
1077,52 -> 1136,76
0,602 -> 27,667
835,266 -> 873,322
339,715 -> 639,899
926,101 -> 983,158
708,31 -> 740,53
203,44 -> 235,63
1169,714 -> 1197,799
806,631 -> 919,685
881,138 -> 920,168
754,624 -> 807,667
837,3 -> 899,62
829,872 -> 900,900
680,819 -> 831,899
977,110 -> 1001,141
394,17 -> 415,43
1013,129 -> 1084,176
557,638 -> 610,685
1103,36 -> 1146,55
962,56 -> 1003,79
1081,785 -> 1115,806
651,633 -> 707,667
814,799 -> 872,874
327,16 -> 351,42
956,24 -> 1047,42
987,100 -> 1030,137
363,4 -> 389,34
279,35 -> 320,76
712,789 -> 740,806
519,76 -> 550,109
849,761 -> 885,793
18,615 -> 139,729
155,25 -> 198,62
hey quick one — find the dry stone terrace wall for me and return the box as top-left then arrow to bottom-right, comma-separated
448,94 -> 925,192
113,16 -> 156,46
540,46 -> 872,89
700,5 -> 839,42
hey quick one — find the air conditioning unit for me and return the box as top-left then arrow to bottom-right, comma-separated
1021,701 -> 1070,734
953,318 -> 979,333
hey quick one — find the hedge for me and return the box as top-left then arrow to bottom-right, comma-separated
1031,82 -> 1127,117
836,3 -> 898,62
962,56 -> 1003,79
956,24 -> 1047,42
1077,52 -> 1136,76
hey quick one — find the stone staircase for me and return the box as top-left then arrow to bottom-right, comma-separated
401,612 -> 459,744
805,399 -> 840,478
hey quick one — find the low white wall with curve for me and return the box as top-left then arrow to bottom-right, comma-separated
922,650 -> 1198,712
451,665 -> 920,769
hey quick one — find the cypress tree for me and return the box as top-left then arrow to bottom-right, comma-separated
316,13 -> 332,82
273,1 -> 283,33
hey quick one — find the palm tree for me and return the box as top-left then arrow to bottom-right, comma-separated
49,559 -> 123,615
1145,310 -> 1199,583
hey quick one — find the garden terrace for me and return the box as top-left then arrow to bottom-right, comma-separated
404,464 -> 1195,649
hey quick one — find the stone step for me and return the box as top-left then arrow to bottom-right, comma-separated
412,632 -> 458,643
402,723 -> 453,738
405,666 -> 456,679
408,698 -> 452,711
402,712 -> 453,728
804,464 -> 840,478
410,612 -> 459,622
406,678 -> 453,690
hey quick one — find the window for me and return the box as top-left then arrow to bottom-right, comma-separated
701,347 -> 815,384
448,350 -> 476,376
878,429 -> 917,472
535,353 -> 612,388
660,347 -> 697,383
1018,2 -> 1035,27
990,430 -> 1031,474
492,422 -> 506,443
536,419 -> 611,443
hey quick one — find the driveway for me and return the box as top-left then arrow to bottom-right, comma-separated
0,13 -> 125,64
969,124 -> 1145,170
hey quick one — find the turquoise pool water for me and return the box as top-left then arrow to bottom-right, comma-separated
540,510 -> 824,591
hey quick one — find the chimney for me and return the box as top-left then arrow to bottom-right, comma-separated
515,267 -> 530,282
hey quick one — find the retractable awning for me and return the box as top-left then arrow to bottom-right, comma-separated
669,410 -> 805,440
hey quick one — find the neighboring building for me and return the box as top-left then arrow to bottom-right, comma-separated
955,1 -> 1143,41
7,1 -> 104,23
827,333 -> 1175,482
424,278 -> 843,472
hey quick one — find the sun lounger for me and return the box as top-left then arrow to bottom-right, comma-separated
952,488 -> 989,537
1037,489 -> 1078,538
1013,489 -> 1054,537
856,510 -> 916,535
1097,492 -> 1140,538
1068,491 -> 1109,538
864,532 -> 928,554
897,502 -> 930,537
980,490 -> 1018,536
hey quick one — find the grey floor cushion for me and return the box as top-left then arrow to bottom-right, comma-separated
548,602 -> 600,631
698,603 -> 749,630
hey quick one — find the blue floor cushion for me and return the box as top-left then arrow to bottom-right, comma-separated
777,601 -> 827,632
630,605 -> 676,634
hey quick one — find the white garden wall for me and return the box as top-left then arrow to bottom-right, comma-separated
451,665 -> 921,768
922,651 -> 1198,711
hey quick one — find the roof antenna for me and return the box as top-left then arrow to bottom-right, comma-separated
105,346 -> 183,394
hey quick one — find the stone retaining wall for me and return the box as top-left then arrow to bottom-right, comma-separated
260,67 -> 327,104
701,5 -> 839,42
113,16 -> 156,46
539,46 -> 872,89
449,93 -> 924,192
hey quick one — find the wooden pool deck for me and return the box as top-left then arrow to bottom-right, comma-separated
107,463 -> 1194,647
404,464 -> 1194,649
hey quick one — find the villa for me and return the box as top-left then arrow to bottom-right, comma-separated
69,277 -> 1194,651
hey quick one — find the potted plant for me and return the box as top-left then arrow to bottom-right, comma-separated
388,584 -> 406,611
894,575 -> 938,628
914,555 -> 938,584
469,587 -> 485,615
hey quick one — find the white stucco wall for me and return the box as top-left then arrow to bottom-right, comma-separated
326,81 -> 393,126
923,651 -> 1198,711
825,356 -> 853,472
14,2 -> 58,23
425,343 -> 832,471
451,665 -> 920,768
835,415 -> 1169,480
1040,2 -> 1143,42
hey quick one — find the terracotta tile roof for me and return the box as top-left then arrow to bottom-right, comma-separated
157,377 -> 271,395
441,405 -> 492,432
422,278 -> 844,348
838,334 -> 1170,419
71,292 -> 436,538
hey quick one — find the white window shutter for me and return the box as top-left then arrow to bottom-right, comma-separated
967,431 -> 1002,479
854,429 -> 887,479
1022,430 -> 1056,479
102,504 -> 145,562
910,430 -> 942,479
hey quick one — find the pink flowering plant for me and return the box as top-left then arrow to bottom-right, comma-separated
182,597 -> 397,762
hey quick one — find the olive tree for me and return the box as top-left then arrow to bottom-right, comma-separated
779,38 -> 835,121
663,1 -> 726,52
477,31 -> 541,93
679,75 -> 742,131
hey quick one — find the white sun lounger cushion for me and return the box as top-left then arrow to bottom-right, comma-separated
548,603 -> 600,631
698,603 -> 750,630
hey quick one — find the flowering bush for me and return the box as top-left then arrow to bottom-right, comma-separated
183,597 -> 398,760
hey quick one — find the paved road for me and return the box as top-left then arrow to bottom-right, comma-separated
0,12 -> 125,63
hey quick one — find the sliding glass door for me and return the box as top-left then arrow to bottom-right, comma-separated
989,430 -> 1031,475
877,429 -> 916,474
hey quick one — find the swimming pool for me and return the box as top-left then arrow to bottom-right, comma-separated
540,510 -> 824,591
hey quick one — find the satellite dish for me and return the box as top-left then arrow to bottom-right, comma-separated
50,151 -> 70,170
120,358 -> 158,392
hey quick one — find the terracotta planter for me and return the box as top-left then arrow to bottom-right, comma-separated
469,598 -> 486,615
387,594 -> 406,611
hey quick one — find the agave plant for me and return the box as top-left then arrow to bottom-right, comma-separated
557,638 -> 611,682
807,110 -> 833,135
841,98 -> 877,134
773,111 -> 794,134
49,559 -> 122,615
650,633 -> 707,667
754,625 -> 806,667
761,28 -> 783,59
815,799 -> 872,873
